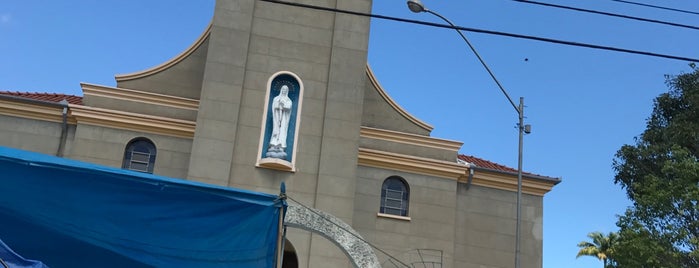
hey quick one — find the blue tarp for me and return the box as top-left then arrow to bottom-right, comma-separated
0,146 -> 285,268
0,238 -> 49,268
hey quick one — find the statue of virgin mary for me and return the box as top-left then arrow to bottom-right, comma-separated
266,85 -> 293,159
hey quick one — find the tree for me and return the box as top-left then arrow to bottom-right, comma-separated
613,211 -> 687,268
577,231 -> 618,267
612,66 -> 699,267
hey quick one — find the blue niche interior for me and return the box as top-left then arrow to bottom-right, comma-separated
261,74 -> 300,161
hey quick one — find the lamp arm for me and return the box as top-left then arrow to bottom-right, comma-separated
426,10 -> 520,114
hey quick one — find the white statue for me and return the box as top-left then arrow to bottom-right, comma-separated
267,85 -> 293,159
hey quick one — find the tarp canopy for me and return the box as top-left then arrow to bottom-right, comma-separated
0,238 -> 49,268
0,146 -> 285,268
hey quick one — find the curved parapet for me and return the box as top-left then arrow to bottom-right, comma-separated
365,64 -> 433,134
115,23 -> 213,82
284,203 -> 381,268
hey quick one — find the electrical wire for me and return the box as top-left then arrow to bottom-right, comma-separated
611,0 -> 699,16
258,0 -> 699,63
424,8 -> 518,113
512,0 -> 699,31
285,195 -> 411,268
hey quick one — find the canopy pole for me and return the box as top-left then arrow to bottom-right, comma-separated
275,207 -> 284,268
275,182 -> 287,268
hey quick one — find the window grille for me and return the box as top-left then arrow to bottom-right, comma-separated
122,138 -> 156,173
380,176 -> 409,216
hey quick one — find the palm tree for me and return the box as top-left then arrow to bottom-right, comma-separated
576,231 -> 618,268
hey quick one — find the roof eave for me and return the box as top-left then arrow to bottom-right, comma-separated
471,165 -> 562,184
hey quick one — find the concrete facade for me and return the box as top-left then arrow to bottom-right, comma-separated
0,0 -> 559,267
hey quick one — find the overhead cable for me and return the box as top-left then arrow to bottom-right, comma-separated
259,0 -> 699,63
611,0 -> 699,16
513,0 -> 699,31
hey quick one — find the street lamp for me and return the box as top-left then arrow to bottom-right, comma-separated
406,1 -> 529,268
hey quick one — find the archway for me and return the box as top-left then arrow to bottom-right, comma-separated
281,238 -> 298,268
284,203 -> 381,268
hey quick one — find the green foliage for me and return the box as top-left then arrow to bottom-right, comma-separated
576,231 -> 618,268
612,66 -> 699,267
613,210 -> 687,268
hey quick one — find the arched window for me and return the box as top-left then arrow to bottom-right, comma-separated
380,176 -> 409,216
122,138 -> 156,173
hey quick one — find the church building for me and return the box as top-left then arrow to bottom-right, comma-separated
0,0 -> 560,267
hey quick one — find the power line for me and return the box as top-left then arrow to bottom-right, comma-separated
612,0 -> 699,16
259,0 -> 699,63
512,0 -> 699,31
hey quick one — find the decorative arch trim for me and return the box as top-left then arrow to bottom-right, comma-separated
115,22 -> 213,82
284,203 -> 381,268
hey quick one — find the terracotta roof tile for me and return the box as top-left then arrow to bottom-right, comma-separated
458,154 -> 519,173
458,154 -> 555,180
0,91 -> 83,105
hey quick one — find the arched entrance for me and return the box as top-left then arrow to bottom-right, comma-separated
281,238 -> 298,268
284,203 -> 381,268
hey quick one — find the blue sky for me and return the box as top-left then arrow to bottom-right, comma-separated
1,1 -> 698,267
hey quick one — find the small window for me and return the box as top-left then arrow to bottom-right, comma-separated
380,176 -> 409,216
122,138 -> 156,173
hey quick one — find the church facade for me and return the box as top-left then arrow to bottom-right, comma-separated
0,0 -> 559,267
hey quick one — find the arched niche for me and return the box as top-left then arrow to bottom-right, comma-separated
256,71 -> 304,172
